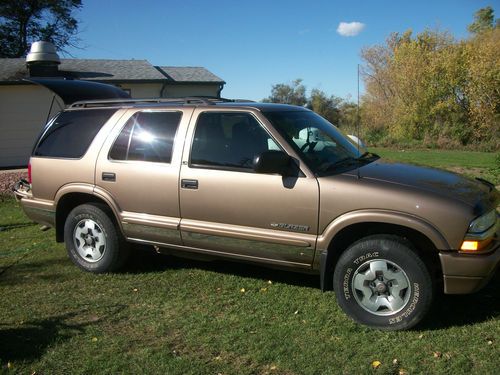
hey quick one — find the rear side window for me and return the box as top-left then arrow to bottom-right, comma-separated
109,111 -> 182,163
33,109 -> 116,158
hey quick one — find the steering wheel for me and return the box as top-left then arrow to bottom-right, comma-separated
300,140 -> 317,153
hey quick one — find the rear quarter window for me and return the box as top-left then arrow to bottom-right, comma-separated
33,109 -> 116,158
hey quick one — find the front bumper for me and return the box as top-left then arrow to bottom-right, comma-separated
440,239 -> 500,294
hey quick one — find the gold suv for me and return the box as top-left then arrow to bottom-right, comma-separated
14,81 -> 499,330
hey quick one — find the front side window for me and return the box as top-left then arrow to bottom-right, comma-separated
190,112 -> 279,170
33,109 -> 116,158
264,110 -> 375,175
109,111 -> 182,163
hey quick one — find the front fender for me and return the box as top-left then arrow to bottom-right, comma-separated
315,209 -> 449,292
316,209 -> 450,252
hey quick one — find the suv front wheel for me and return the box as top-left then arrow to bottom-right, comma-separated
64,203 -> 129,273
333,235 -> 433,330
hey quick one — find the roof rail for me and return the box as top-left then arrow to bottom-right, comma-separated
69,96 -> 256,108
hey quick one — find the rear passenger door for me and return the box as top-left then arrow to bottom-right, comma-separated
95,108 -> 193,245
179,109 -> 319,268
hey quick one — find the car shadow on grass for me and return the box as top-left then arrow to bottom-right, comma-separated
124,246 -> 319,289
0,304 -> 127,363
420,271 -> 500,330
125,247 -> 499,329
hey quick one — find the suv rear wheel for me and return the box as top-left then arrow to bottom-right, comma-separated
64,203 -> 129,273
333,235 -> 432,330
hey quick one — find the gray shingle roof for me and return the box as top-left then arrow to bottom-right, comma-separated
156,66 -> 225,83
0,58 -> 27,81
0,58 -> 224,83
60,59 -> 166,80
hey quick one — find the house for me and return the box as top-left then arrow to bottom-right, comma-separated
0,41 -> 225,168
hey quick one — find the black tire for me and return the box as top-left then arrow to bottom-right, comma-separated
333,235 -> 433,331
64,203 -> 129,273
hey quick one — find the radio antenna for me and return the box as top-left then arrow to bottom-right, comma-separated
357,64 -> 361,179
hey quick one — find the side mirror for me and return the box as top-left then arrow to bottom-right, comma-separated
253,151 -> 291,175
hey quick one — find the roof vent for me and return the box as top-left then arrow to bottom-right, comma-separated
26,41 -> 60,77
26,41 -> 60,64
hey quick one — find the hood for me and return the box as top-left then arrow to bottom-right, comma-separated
25,78 -> 130,105
351,160 -> 498,212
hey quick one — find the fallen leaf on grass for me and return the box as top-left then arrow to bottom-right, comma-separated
270,365 -> 277,370
268,280 -> 272,284
294,310 -> 299,315
260,288 -> 267,292
133,288 -> 138,292
433,351 -> 442,358
392,358 -> 399,365
7,362 -> 12,369
398,369 -> 408,375
240,288 -> 245,293
371,360 -> 382,369
91,337 -> 98,342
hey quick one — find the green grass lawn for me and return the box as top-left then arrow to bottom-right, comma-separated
371,148 -> 500,186
1,149 -> 499,374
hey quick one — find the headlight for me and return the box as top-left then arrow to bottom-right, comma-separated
468,209 -> 497,234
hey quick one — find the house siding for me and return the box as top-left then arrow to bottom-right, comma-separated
0,85 -> 61,168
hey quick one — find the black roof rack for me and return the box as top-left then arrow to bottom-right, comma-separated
69,96 -> 255,108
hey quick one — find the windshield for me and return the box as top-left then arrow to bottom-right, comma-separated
264,110 -> 376,175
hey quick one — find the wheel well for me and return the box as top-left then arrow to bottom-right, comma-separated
321,222 -> 442,291
55,193 -> 117,242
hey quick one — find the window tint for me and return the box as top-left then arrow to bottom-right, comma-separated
109,111 -> 181,163
33,109 -> 116,158
190,112 -> 279,170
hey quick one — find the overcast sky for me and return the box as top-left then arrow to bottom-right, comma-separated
66,0 -> 495,101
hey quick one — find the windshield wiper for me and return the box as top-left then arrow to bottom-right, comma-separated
318,152 -> 380,173
356,151 -> 379,160
318,157 -> 358,172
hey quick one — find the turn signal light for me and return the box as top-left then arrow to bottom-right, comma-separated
460,238 -> 493,252
460,241 -> 478,251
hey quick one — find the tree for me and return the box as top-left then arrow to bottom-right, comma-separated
0,0 -> 82,58
263,79 -> 307,106
337,101 -> 359,133
306,89 -> 342,125
467,6 -> 499,34
360,18 -> 499,149
463,27 -> 500,143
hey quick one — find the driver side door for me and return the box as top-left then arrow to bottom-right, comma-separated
179,109 -> 319,268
